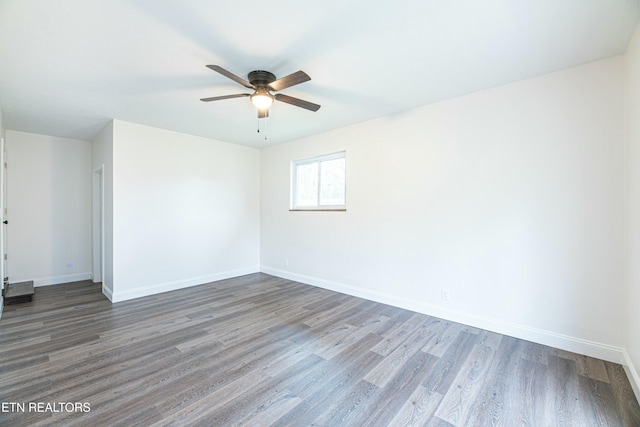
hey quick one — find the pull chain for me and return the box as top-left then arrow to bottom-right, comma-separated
256,117 -> 268,141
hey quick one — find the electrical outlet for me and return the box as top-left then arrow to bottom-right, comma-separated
441,289 -> 450,301
284,258 -> 289,268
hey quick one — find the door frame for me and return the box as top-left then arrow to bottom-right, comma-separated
92,165 -> 104,288
0,137 -> 6,313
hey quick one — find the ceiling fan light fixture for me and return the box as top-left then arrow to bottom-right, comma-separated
250,88 -> 274,109
202,65 -> 321,115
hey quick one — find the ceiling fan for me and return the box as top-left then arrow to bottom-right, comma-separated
200,65 -> 321,118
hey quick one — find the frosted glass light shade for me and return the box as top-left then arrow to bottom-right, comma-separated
250,89 -> 274,109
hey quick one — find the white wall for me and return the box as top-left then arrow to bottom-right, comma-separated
109,120 -> 260,302
624,22 -> 640,399
92,122 -> 114,299
6,130 -> 92,286
261,57 -> 626,363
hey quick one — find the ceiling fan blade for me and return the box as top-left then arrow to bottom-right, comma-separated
268,70 -> 310,91
200,93 -> 250,102
275,93 -> 321,112
206,65 -> 254,89
257,108 -> 269,119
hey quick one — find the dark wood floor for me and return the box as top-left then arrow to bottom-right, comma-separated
1,273 -> 639,426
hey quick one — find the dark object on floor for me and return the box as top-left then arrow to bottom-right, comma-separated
4,280 -> 34,305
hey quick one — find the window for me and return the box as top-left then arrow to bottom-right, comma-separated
291,151 -> 346,210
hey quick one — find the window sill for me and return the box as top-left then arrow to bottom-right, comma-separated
289,208 -> 347,212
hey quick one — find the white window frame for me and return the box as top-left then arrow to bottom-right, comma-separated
290,151 -> 346,211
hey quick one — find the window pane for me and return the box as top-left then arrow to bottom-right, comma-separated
295,162 -> 319,207
319,158 -> 345,206
291,151 -> 346,210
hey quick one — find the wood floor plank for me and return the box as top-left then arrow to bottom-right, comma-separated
272,334 -> 385,425
519,340 -> 550,365
314,314 -> 390,360
434,343 -> 496,426
235,388 -> 301,427
162,350 -> 318,426
473,329 -> 503,351
606,362 -> 640,426
388,385 -> 444,427
578,375 -> 624,426
302,297 -> 369,329
314,378 -> 382,426
1,273 -> 639,426
372,312 -> 430,356
364,318 -> 440,388
546,354 -> 581,426
513,358 -> 548,426
576,354 -> 611,383
361,350 -> 439,427
422,321 -> 468,357
423,331 -> 477,395
461,335 -> 526,426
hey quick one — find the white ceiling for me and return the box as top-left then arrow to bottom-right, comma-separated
0,0 -> 638,147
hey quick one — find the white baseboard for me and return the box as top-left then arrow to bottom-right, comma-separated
261,266 -> 628,366
11,272 -> 93,287
623,350 -> 640,403
111,266 -> 260,303
102,284 -> 113,302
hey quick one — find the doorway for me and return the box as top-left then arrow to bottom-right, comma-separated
92,166 -> 104,289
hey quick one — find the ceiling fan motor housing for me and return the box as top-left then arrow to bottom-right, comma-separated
248,70 -> 276,87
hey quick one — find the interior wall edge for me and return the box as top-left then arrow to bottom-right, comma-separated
260,266 -> 627,366
110,266 -> 260,303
